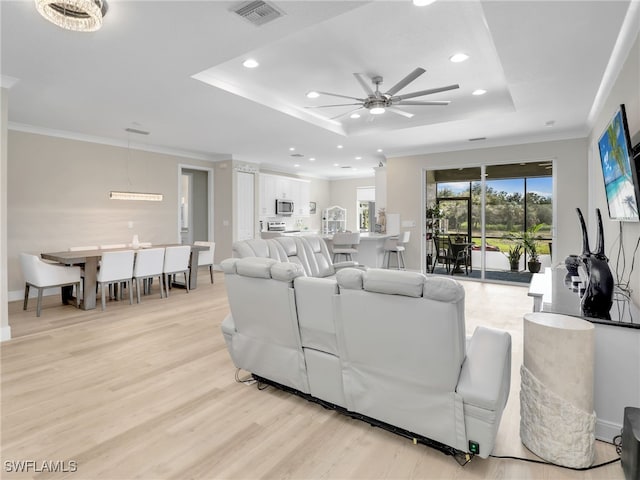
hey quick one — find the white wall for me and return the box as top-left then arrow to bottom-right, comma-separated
387,138 -> 589,272
587,27 -> 640,307
6,130 -> 224,297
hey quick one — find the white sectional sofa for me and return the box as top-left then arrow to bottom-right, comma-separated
221,255 -> 512,460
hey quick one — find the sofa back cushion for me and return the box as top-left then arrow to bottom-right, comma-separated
273,237 -> 313,276
300,235 -> 335,278
232,239 -> 287,261
335,268 -> 466,391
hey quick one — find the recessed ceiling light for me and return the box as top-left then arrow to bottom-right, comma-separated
413,0 -> 437,5
449,53 -> 469,63
309,157 -> 316,162
289,147 -> 295,151
472,89 -> 487,96
333,163 -> 340,167
377,148 -> 383,153
306,91 -> 320,99
370,107 -> 385,115
337,145 -> 343,149
350,113 -> 361,119
294,164 -> 300,168
355,156 -> 362,160
242,59 -> 259,68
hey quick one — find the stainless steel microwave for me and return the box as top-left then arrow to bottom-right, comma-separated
275,198 -> 294,215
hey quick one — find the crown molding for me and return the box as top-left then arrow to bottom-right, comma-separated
8,122 -> 230,162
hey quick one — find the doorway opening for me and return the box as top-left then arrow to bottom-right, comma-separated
178,165 -> 214,244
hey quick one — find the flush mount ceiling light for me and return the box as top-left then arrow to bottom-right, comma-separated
35,0 -> 108,32
449,53 -> 469,63
242,58 -> 259,68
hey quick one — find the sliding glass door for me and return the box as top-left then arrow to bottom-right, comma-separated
425,162 -> 553,284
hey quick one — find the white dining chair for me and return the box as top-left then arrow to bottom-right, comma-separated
383,231 -> 411,269
132,248 -> 165,303
163,245 -> 191,297
20,253 -> 82,317
332,232 -> 360,262
96,250 -> 135,310
194,241 -> 215,284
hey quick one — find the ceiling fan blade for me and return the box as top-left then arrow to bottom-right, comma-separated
353,73 -> 375,96
330,107 -> 364,120
387,107 -> 414,118
396,100 -> 450,106
316,91 -> 365,101
385,67 -> 426,96
305,103 -> 362,109
394,84 -> 460,101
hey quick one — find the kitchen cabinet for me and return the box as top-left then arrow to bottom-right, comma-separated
260,173 -> 310,217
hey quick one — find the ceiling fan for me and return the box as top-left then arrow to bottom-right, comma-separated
306,67 -> 459,120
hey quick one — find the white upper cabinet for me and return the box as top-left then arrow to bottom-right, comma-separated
260,174 -> 310,217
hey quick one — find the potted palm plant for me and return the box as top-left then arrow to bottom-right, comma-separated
522,223 -> 543,273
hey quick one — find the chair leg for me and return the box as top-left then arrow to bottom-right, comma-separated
101,284 -> 107,310
164,274 -> 169,297
209,265 -> 214,284
128,280 -> 133,305
184,272 -> 190,293
75,282 -> 81,308
136,279 -> 142,304
23,284 -> 30,311
36,288 -> 43,317
399,251 -> 406,270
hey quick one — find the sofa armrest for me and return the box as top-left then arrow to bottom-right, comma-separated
221,313 -> 236,336
333,261 -> 357,270
457,326 -> 511,411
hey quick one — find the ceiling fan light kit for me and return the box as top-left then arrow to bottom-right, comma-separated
306,67 -> 459,120
35,0 -> 108,32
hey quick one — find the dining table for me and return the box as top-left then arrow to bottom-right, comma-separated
41,244 -> 208,310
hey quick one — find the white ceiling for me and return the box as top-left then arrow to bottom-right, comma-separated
1,0 -> 635,179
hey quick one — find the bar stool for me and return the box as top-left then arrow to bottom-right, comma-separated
383,231 -> 410,269
332,232 -> 360,262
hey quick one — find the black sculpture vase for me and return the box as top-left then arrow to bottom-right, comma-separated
576,208 -> 614,320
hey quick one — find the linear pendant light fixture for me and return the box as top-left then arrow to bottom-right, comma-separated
109,191 -> 164,202
35,0 -> 108,32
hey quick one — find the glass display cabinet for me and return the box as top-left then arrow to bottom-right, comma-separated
322,205 -> 346,234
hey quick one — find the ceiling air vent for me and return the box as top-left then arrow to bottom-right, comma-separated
232,1 -> 284,26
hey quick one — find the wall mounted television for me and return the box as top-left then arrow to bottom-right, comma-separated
597,104 -> 640,222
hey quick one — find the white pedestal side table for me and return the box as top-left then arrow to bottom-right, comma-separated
520,312 -> 596,468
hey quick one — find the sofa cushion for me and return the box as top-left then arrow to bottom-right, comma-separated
423,276 -> 466,303
336,267 -> 364,290
221,257 -> 239,274
363,269 -> 426,298
271,262 -> 305,282
235,257 -> 277,278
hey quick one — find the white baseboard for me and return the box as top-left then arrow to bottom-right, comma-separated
1,324 -> 12,342
595,418 -> 622,443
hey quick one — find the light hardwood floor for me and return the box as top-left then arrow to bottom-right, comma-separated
2,272 -> 623,479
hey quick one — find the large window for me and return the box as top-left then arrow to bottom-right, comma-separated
426,162 -> 553,283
